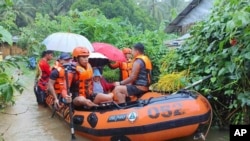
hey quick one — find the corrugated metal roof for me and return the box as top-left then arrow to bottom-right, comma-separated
165,0 -> 213,33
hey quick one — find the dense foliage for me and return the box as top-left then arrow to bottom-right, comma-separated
0,0 -> 25,107
71,0 -> 157,30
1,0 -> 189,32
161,0 -> 250,126
1,0 -> 249,127
0,56 -> 25,106
0,26 -> 13,45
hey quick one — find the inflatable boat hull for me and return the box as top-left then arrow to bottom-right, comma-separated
46,90 -> 212,141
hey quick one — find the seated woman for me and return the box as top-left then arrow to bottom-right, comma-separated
93,68 -> 115,94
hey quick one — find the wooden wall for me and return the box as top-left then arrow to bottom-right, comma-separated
0,43 -> 27,58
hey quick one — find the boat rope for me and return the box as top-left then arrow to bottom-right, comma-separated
141,97 -> 154,106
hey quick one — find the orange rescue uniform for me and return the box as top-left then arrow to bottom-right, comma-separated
132,55 -> 152,86
75,63 -> 93,98
109,61 -> 132,81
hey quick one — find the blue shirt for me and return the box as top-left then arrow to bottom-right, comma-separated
93,81 -> 104,93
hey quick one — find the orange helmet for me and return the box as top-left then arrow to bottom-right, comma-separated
72,46 -> 90,58
122,48 -> 131,54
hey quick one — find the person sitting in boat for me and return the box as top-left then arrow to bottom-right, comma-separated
70,47 -> 113,108
92,67 -> 115,94
113,43 -> 152,104
108,47 -> 133,81
47,52 -> 73,109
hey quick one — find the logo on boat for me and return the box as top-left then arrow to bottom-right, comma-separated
108,114 -> 127,122
107,112 -> 138,123
128,112 -> 137,122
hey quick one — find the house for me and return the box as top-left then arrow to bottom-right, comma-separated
0,36 -> 26,59
165,0 -> 214,35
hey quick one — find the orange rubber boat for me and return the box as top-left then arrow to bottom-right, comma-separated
46,90 -> 212,141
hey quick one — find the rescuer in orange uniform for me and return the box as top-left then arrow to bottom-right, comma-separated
70,47 -> 113,107
109,48 -> 133,81
47,52 -> 73,109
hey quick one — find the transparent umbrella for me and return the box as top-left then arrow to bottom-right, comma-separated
42,32 -> 94,52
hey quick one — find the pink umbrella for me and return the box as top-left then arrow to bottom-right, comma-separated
92,42 -> 126,62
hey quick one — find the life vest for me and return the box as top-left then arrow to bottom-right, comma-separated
109,61 -> 132,81
120,61 -> 132,80
75,63 -> 93,98
133,55 -> 152,86
53,66 -> 65,94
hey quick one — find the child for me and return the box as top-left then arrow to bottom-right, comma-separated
93,68 -> 115,94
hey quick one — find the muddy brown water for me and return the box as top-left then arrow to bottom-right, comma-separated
0,73 -> 88,141
0,71 -> 229,141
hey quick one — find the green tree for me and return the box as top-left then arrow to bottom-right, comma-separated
36,0 -> 75,19
136,0 -> 190,26
0,0 -> 13,8
0,26 -> 13,45
11,0 -> 36,27
0,0 -> 18,34
137,0 -> 168,24
71,0 -> 157,30
165,0 -> 187,21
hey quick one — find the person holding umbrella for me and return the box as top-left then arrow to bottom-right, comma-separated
113,43 -> 152,104
47,52 -> 73,109
70,46 -> 113,107
108,47 -> 133,81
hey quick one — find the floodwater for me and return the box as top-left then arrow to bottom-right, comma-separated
0,71 -> 229,141
0,72 -> 88,141
170,128 -> 229,141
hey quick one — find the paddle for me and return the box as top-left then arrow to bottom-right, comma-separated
172,74 -> 212,95
64,65 -> 76,140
